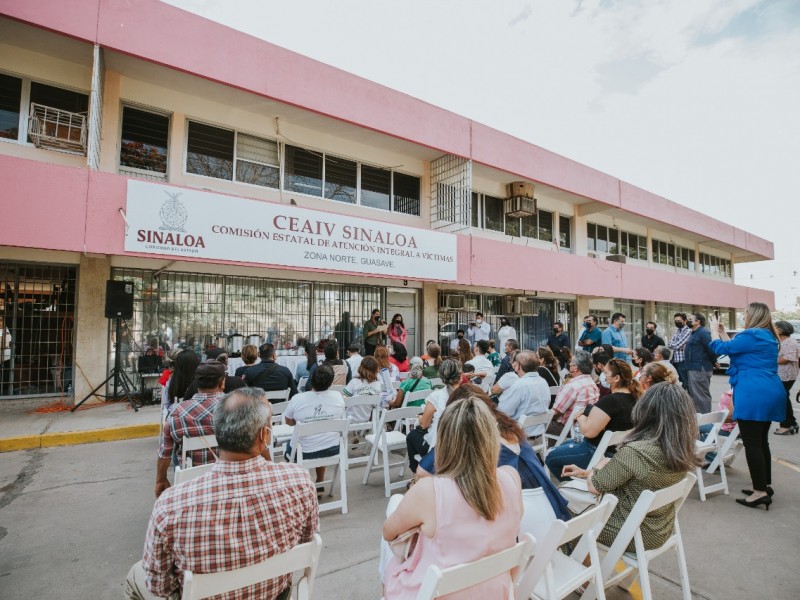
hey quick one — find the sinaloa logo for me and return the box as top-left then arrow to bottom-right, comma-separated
159,191 -> 188,232
135,190 -> 205,250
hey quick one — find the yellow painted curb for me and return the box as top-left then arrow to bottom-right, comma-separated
0,423 -> 160,453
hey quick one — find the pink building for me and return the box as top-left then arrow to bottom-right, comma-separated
0,1 -> 773,402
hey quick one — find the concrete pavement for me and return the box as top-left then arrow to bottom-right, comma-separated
1,375 -> 799,598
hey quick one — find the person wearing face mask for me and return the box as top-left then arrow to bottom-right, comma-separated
387,313 -> 408,349
496,317 -> 517,357
449,329 -> 466,356
577,315 -> 602,354
684,313 -> 717,414
641,321 -> 665,354
601,312 -> 633,362
468,312 -> 491,344
363,308 -> 387,357
668,312 -> 691,389
546,321 -> 570,357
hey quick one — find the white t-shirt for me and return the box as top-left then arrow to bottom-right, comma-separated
423,387 -> 449,448
284,389 -> 346,454
466,354 -> 494,375
346,354 -> 363,374
343,377 -> 381,422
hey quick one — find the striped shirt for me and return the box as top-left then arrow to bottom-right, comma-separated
552,374 -> 600,425
142,457 -> 319,599
158,391 -> 223,466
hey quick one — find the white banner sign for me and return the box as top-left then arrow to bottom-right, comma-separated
124,180 -> 457,281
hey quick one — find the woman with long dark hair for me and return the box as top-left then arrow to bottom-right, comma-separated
389,341 -> 409,373
710,303 -> 785,509
545,358 -> 642,481
165,350 -> 199,409
387,313 -> 407,349
562,382 -> 701,550
294,340 -> 318,383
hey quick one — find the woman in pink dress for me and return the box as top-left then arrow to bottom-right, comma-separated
382,396 -> 523,599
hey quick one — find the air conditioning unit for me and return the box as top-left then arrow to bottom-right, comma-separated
505,297 -> 519,315
28,103 -> 87,155
444,294 -> 466,310
504,181 -> 537,218
605,254 -> 627,264
517,297 -> 537,315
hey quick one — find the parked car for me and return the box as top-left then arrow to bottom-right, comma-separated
714,330 -> 741,373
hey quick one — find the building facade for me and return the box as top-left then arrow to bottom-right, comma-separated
0,1 -> 773,401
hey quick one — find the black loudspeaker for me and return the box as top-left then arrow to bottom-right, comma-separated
105,280 -> 134,319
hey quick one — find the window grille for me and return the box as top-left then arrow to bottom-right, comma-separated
431,154 -> 472,232
186,121 -> 234,180
361,164 -> 391,210
0,262 -> 77,398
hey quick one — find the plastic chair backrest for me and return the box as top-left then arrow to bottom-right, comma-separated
263,389 -> 291,402
174,463 -> 214,485
416,534 -> 536,600
403,388 -> 433,407
182,533 -> 322,600
587,429 -> 631,469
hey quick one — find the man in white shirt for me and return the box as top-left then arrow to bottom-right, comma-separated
468,312 -> 491,343
284,364 -> 346,484
490,349 -> 520,398
497,350 -> 550,437
466,339 -> 494,379
345,343 -> 363,374
449,329 -> 466,355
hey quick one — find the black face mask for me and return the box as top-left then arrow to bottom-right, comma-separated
646,329 -> 654,335
553,328 -> 560,334
674,322 -> 683,328
457,334 -> 464,339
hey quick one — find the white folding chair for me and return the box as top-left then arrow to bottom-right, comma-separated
391,380 -> 402,390
297,376 -> 308,390
706,423 -> 743,474
517,494 -> 619,600
429,377 -> 444,388
289,419 -> 349,514
519,410 -> 554,461
400,388 -> 433,408
362,405 -> 424,497
174,462 -> 215,485
582,473 -> 697,600
415,533 -> 536,600
344,394 -> 380,467
544,405 -> 582,449
549,385 -> 562,398
695,410 -> 729,501
269,401 -> 294,462
587,429 -> 631,469
397,371 -> 411,381
330,384 -> 346,394
180,434 -> 218,468
182,533 -> 322,600
263,388 -> 291,403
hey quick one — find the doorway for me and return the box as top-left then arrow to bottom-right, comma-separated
386,289 -> 418,356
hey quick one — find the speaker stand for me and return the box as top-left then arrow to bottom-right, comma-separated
72,318 -> 139,412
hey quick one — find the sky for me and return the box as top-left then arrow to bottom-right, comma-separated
163,0 -> 800,309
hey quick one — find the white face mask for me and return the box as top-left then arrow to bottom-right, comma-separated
476,319 -> 483,324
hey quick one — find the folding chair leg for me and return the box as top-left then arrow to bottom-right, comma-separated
718,461 -> 729,495
695,467 -> 707,502
339,456 -> 348,515
588,540 -> 607,600
328,464 -> 338,498
382,445 -> 391,498
362,442 -> 380,485
637,555 -> 653,600
674,526 -> 692,600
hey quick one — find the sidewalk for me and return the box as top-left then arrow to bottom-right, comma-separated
0,397 -> 161,452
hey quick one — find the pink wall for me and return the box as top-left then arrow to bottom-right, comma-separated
0,155 -> 774,308
0,0 -> 773,260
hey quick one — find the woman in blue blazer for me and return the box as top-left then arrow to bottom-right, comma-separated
710,303 -> 784,510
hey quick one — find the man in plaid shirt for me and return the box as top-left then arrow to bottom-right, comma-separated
155,360 -> 227,498
667,312 -> 691,389
126,388 -> 319,600
548,350 -> 599,437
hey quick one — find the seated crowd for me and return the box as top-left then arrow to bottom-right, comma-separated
133,312 -> 730,600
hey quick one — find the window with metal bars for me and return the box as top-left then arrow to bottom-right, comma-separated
110,269 -> 384,375
0,261 -> 77,398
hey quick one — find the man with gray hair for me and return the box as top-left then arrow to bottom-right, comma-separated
549,350 -> 600,437
497,350 -> 550,437
653,346 -> 680,382
127,388 -> 318,600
